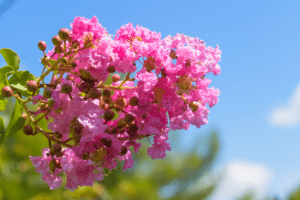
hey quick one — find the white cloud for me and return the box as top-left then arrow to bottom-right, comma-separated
269,83 -> 300,126
210,160 -> 273,200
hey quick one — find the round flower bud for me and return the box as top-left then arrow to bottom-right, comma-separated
71,61 -> 77,69
161,68 -> 167,77
58,28 -> 71,40
101,138 -> 112,148
52,35 -> 62,47
51,143 -> 62,155
129,96 -> 139,106
43,87 -> 53,99
115,97 -> 126,109
41,57 -> 48,65
189,102 -> 199,112
103,110 -> 115,121
107,65 -> 116,73
127,123 -> 139,138
81,153 -> 90,160
119,146 -> 127,156
61,57 -> 68,64
55,45 -> 64,54
38,41 -> 47,51
78,82 -> 90,94
88,88 -> 101,99
72,40 -> 80,49
169,50 -> 177,59
26,80 -> 38,93
102,89 -> 111,98
48,98 -> 55,108
124,114 -> 134,125
23,125 -> 34,135
112,74 -> 120,82
1,86 -> 13,98
61,82 -> 72,94
185,59 -> 192,67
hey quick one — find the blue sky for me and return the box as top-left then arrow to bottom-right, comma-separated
1,0 -> 300,199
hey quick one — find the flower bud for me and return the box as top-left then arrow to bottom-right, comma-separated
127,123 -> 139,138
51,143 -> 62,156
115,96 -> 126,109
48,98 -> 55,108
129,96 -> 139,106
43,87 -> 53,99
71,61 -> 77,69
178,75 -> 192,91
61,57 -> 68,64
119,146 -> 127,156
78,82 -> 90,94
72,40 -> 80,49
38,41 -> 47,51
58,28 -> 71,40
101,138 -> 112,148
112,74 -> 120,82
88,88 -> 101,99
55,45 -> 64,54
103,110 -> 115,121
26,80 -> 38,93
61,82 -> 72,94
169,50 -> 177,59
161,68 -> 167,77
103,97 -> 112,104
124,114 -> 134,125
102,89 -> 111,98
52,35 -> 62,47
1,86 -> 13,98
185,59 -> 192,67
107,65 -> 116,73
23,125 -> 34,135
144,57 -> 156,72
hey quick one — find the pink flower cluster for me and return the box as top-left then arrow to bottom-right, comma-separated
29,16 -> 221,190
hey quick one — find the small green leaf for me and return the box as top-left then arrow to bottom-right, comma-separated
0,48 -> 20,71
0,95 -> 8,112
8,71 -> 37,97
0,65 -> 15,86
6,99 -> 25,137
0,116 -> 5,145
10,83 -> 28,92
112,109 -> 119,121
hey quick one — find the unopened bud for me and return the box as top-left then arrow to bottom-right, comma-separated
124,114 -> 134,125
48,98 -> 55,108
23,125 -> 34,135
26,80 -> 38,93
88,88 -> 101,99
71,61 -> 77,69
129,96 -> 139,106
51,143 -> 62,156
61,82 -> 72,94
107,65 -> 116,73
38,41 -> 47,51
58,28 -> 71,40
103,110 -> 115,121
189,102 -> 199,112
185,59 -> 192,67
55,45 -> 64,54
115,97 -> 126,109
112,74 -> 120,82
52,35 -> 62,47
43,87 -> 53,99
1,86 -> 13,98
102,89 -> 111,98
117,118 -> 126,129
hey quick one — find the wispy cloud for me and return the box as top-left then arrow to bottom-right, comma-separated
270,83 -> 300,126
211,160 -> 273,200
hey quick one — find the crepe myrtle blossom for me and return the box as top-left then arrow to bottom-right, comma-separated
28,15 -> 221,190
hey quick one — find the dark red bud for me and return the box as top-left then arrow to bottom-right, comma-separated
1,86 -> 13,98
23,125 -> 34,135
103,110 -> 115,121
119,146 -> 127,156
26,80 -> 38,93
52,35 -> 62,47
58,28 -> 71,40
124,114 -> 134,125
102,89 -> 111,98
112,74 -> 120,82
61,82 -> 72,94
43,87 -> 53,99
38,41 -> 47,51
88,88 -> 101,99
101,138 -> 112,148
107,65 -> 116,73
129,96 -> 139,106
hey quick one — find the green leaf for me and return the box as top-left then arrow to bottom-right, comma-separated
10,83 -> 28,92
6,99 -> 25,137
0,48 -> 20,71
0,65 -> 15,86
0,116 -> 5,145
0,95 -> 8,112
112,108 -> 119,121
8,71 -> 37,97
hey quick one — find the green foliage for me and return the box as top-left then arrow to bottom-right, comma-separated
287,183 -> 300,200
0,48 -> 20,72
8,71 -> 37,97
5,99 -> 25,137
0,96 -> 7,112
